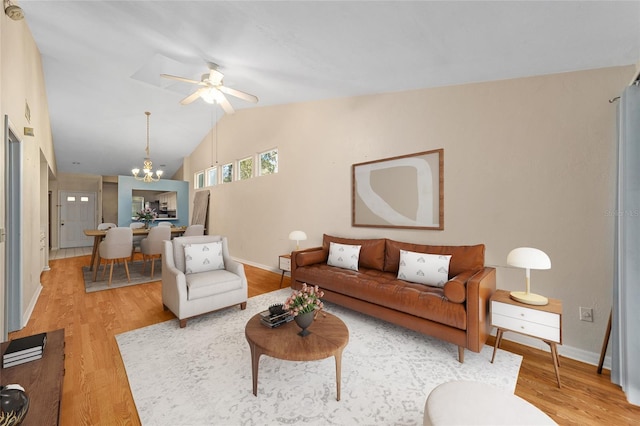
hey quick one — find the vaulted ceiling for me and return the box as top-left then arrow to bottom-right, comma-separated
18,1 -> 640,178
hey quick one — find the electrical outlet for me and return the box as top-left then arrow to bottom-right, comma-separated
580,307 -> 593,322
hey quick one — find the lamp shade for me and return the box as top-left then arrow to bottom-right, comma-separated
507,247 -> 551,270
288,231 -> 307,242
507,247 -> 550,306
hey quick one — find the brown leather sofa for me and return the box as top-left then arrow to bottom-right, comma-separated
290,234 -> 496,363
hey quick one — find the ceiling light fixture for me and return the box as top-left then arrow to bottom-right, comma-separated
4,0 -> 24,20
132,111 -> 163,183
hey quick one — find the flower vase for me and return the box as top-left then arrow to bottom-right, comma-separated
144,221 -> 150,229
294,311 -> 314,336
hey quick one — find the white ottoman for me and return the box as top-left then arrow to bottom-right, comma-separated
424,381 -> 557,425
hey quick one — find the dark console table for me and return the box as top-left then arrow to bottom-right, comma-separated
1,329 -> 65,425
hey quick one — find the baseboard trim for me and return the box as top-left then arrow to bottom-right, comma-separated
22,283 -> 43,329
235,257 -> 286,276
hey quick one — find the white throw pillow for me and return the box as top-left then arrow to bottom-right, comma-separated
397,250 -> 451,287
327,242 -> 361,272
184,242 -> 225,274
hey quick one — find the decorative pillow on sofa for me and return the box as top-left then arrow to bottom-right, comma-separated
184,242 -> 224,274
397,250 -> 451,287
327,242 -> 361,271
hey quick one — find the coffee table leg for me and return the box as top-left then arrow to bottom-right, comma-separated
248,342 -> 262,396
334,348 -> 344,401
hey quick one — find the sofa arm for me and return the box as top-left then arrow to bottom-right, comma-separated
443,270 -> 476,303
161,241 -> 189,315
224,257 -> 248,290
291,247 -> 327,287
465,267 -> 496,352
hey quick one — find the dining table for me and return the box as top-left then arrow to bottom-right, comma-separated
83,226 -> 186,272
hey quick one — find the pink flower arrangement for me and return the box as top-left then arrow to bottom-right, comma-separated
283,283 -> 325,317
135,207 -> 158,223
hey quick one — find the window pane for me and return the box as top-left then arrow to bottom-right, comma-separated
80,196 -> 89,202
67,196 -> 76,202
207,167 -> 217,186
194,171 -> 205,189
239,157 -> 253,180
259,149 -> 278,176
222,163 -> 233,183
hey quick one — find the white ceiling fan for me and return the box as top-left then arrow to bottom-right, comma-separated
160,63 -> 258,114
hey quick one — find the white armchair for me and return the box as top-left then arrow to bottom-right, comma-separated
162,235 -> 248,328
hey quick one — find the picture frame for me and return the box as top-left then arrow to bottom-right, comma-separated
352,149 -> 444,230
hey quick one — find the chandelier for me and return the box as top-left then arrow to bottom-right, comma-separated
132,111 -> 163,182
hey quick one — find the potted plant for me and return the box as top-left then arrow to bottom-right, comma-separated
283,283 -> 325,336
135,207 -> 158,228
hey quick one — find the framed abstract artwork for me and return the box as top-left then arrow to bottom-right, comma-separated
352,149 -> 444,230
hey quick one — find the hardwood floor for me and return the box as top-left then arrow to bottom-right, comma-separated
8,255 -> 640,425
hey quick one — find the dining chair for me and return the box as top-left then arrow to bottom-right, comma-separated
158,222 -> 172,227
97,222 -> 117,230
130,222 -> 145,260
140,226 -> 171,279
96,227 -> 133,286
183,224 -> 205,236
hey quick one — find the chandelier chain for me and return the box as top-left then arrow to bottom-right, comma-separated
132,111 -> 162,182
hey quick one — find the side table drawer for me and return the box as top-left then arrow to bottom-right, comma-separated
492,300 -> 559,328
279,256 -> 291,271
492,312 -> 560,342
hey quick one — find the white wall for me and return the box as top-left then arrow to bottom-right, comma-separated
186,66 -> 634,362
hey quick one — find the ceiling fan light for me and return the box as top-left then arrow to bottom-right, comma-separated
200,90 -> 216,104
213,90 -> 226,104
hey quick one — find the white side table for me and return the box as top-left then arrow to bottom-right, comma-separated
490,289 -> 563,387
278,254 -> 291,288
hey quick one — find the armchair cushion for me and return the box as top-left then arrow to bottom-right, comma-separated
186,269 -> 243,300
184,242 -> 224,274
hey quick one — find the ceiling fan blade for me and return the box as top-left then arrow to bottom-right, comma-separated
218,94 -> 235,114
219,86 -> 259,103
160,74 -> 200,85
179,88 -> 207,105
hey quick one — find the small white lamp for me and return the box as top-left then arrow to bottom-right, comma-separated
507,247 -> 551,306
288,230 -> 307,250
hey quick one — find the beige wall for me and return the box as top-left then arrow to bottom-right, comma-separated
0,12 -> 56,336
186,66 -> 634,362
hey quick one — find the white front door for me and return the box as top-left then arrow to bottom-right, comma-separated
60,191 -> 96,248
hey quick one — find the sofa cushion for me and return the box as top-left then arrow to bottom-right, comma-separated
294,263 -> 467,330
384,240 -> 484,278
186,269 -> 242,300
398,250 -> 451,287
327,242 -> 361,271
323,234 -> 386,271
184,242 -> 224,274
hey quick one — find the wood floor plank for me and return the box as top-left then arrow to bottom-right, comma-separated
7,255 -> 639,425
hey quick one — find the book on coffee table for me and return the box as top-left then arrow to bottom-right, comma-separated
259,310 -> 293,328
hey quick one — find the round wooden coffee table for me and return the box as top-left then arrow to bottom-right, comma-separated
245,311 -> 349,401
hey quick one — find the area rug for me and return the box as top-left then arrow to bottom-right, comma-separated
116,289 -> 522,425
82,260 -> 161,292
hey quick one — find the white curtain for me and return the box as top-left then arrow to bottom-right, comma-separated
613,83 -> 640,406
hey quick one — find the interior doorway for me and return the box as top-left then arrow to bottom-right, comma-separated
4,116 -> 23,334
